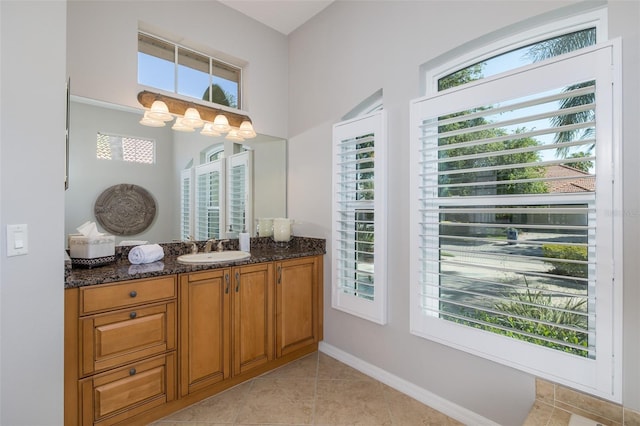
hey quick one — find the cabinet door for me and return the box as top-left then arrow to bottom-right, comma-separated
276,256 -> 320,357
232,262 -> 274,376
179,269 -> 231,396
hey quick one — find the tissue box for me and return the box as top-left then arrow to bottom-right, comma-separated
68,234 -> 115,259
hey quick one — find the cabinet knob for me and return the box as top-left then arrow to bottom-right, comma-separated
129,311 -> 137,319
129,290 -> 137,298
129,368 -> 136,376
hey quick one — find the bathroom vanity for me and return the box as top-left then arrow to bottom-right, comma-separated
64,237 -> 324,426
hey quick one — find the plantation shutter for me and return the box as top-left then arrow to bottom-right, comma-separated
180,168 -> 193,240
332,110 -> 387,324
227,151 -> 253,237
195,160 -> 225,240
410,43 -> 621,400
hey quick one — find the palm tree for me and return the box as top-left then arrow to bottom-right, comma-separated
525,28 -> 597,158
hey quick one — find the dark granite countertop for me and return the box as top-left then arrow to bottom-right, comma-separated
65,237 -> 326,289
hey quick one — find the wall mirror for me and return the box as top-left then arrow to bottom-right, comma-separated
64,97 -> 287,244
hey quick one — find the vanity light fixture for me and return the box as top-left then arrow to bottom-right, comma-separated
171,117 -> 195,132
139,111 -> 166,127
212,114 -> 231,133
147,100 -> 173,121
200,122 -> 221,137
182,107 -> 204,128
137,90 -> 256,138
225,128 -> 244,142
239,120 -> 257,138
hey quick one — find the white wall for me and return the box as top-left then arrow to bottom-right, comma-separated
288,1 -> 640,425
0,1 -> 66,424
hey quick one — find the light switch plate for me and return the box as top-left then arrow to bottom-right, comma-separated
7,224 -> 28,256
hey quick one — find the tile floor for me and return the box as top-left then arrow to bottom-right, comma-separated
152,351 -> 463,425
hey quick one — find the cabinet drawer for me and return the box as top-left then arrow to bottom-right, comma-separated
80,276 -> 176,315
80,302 -> 176,376
79,353 -> 176,426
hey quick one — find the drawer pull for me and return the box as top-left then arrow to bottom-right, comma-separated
235,271 -> 240,293
129,290 -> 137,298
129,368 -> 136,376
129,311 -> 137,319
277,266 -> 282,285
225,273 -> 230,294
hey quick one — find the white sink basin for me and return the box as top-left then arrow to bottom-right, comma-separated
177,251 -> 251,264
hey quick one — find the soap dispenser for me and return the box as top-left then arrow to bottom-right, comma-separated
239,228 -> 250,252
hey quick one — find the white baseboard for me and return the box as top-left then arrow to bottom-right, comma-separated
319,342 -> 500,426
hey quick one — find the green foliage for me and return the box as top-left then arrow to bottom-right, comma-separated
438,117 -> 549,197
444,287 -> 588,357
541,244 -> 588,278
438,63 -> 485,91
563,152 -> 594,173
202,84 -> 236,108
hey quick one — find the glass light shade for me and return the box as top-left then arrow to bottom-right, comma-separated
225,128 -> 244,142
139,111 -> 166,127
200,122 -> 221,137
182,107 -> 204,128
239,120 -> 257,138
212,114 -> 231,133
148,100 -> 173,121
172,117 -> 195,132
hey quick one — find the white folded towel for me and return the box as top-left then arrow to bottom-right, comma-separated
128,244 -> 164,265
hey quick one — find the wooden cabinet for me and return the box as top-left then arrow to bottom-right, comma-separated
275,256 -> 322,357
66,276 -> 177,426
179,269 -> 230,395
66,255 -> 322,425
179,262 -> 274,396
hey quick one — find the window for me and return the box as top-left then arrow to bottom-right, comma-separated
227,151 -> 253,236
410,42 -> 621,400
180,168 -> 193,241
332,111 -> 388,324
96,132 -> 155,164
138,32 -> 241,109
194,160 -> 225,240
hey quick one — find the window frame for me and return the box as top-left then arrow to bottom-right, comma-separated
138,31 -> 243,109
332,110 -> 388,325
422,7 -> 608,95
410,41 -> 622,402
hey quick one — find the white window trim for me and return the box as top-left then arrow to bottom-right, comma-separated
194,159 -> 226,240
410,41 -> 623,401
423,6 -> 608,95
226,150 -> 253,236
180,167 -> 194,240
332,110 -> 388,324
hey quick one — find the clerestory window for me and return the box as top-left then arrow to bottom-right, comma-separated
411,10 -> 622,401
138,32 -> 242,109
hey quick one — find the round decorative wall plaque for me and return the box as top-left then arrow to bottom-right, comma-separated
94,184 -> 157,236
